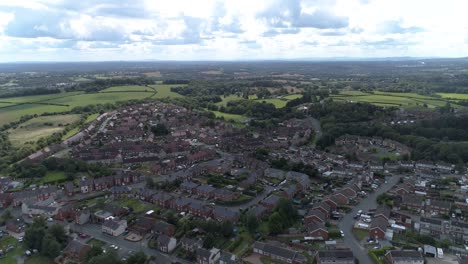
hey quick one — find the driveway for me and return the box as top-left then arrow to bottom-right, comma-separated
338,175 -> 401,263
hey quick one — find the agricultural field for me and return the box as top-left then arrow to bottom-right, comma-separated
8,114 -> 81,147
331,90 -> 455,109
0,85 -> 185,126
216,94 -> 244,106
437,93 -> 468,100
211,110 -> 248,122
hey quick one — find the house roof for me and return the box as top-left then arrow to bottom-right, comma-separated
262,195 -> 281,206
64,240 -> 91,254
370,217 -> 388,231
386,250 -> 423,260
318,250 -> 354,261
306,209 -> 326,222
213,206 -> 238,220
157,234 -> 173,245
103,219 -> 125,230
420,217 -> 442,226
153,221 -> 174,233
307,222 -> 328,233
253,241 -> 298,260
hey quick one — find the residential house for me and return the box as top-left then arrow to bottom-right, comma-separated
213,189 -> 239,201
311,203 -> 331,219
374,207 -> 391,221
450,221 -> 468,244
196,247 -> 221,264
180,181 -> 199,194
6,218 -> 25,233
102,219 -> 127,236
80,179 -> 93,193
213,206 -> 239,222
129,216 -> 156,235
316,250 -> 354,264
261,195 -> 281,210
419,217 -> 444,238
219,251 -> 241,264
156,234 -> 177,253
253,241 -> 306,264
63,240 -> 92,263
370,217 -> 388,240
196,184 -> 216,198
426,199 -> 451,215
152,192 -> 173,208
304,209 -> 327,225
181,237 -> 202,253
307,222 -> 329,240
385,250 -> 424,264
64,182 -> 75,196
400,194 -> 424,211
75,210 -> 90,225
152,221 -> 176,236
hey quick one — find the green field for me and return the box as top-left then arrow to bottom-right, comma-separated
211,110 -> 248,122
8,114 -> 81,147
0,85 -> 185,126
216,94 -> 244,106
332,90 -> 455,109
255,98 -> 289,108
437,93 -> 468,100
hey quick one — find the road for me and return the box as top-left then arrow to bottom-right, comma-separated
338,175 -> 400,263
71,223 -> 192,264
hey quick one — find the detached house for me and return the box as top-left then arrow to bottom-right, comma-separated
102,219 -> 127,236
196,248 -> 221,264
385,250 -> 424,264
156,234 -> 177,253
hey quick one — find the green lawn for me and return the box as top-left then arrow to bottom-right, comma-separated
0,236 -> 23,264
115,198 -> 152,214
40,171 -> 67,184
25,256 -> 53,264
352,228 -> 369,241
8,114 -> 81,147
87,238 -> 106,248
61,126 -> 80,140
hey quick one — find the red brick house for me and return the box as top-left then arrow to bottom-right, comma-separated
370,217 -> 388,240
152,192 -> 173,208
304,209 -> 327,225
307,222 -> 329,240
63,240 -> 92,263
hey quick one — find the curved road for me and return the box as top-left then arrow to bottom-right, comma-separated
338,175 -> 400,263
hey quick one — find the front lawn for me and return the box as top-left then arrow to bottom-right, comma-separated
352,228 -> 368,241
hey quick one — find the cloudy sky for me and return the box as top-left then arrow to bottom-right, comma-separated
0,0 -> 467,61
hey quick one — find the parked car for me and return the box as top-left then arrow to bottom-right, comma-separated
79,233 -> 89,239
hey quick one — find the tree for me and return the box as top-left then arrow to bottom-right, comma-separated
220,221 -> 234,237
267,212 -> 283,235
86,246 -> 103,261
48,224 -> 67,246
25,218 -> 46,250
203,234 -> 215,248
41,234 -> 61,258
87,250 -> 123,264
151,123 -> 169,136
0,209 -> 12,224
245,213 -> 259,234
126,251 -> 147,264
146,177 -> 155,189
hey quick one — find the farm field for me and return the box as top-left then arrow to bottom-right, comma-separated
331,91 -> 455,109
216,94 -> 244,106
436,93 -> 468,100
101,85 -> 155,92
8,114 -> 81,147
210,110 -> 249,122
217,94 -> 303,108
147,84 -> 185,98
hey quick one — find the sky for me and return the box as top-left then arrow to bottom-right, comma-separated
0,0 -> 467,62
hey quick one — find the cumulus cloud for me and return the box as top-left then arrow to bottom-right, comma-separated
0,0 -> 465,61
377,20 -> 424,34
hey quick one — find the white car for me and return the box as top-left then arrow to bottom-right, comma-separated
340,230 -> 344,237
